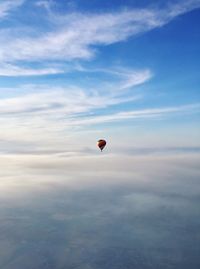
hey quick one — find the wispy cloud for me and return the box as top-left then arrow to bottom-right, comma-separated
0,82 -> 199,142
0,0 -> 25,19
35,0 -> 53,11
168,0 -> 200,17
0,82 -> 141,116
0,0 -> 199,70
67,103 -> 200,126
0,63 -> 65,77
0,66 -> 152,145
117,69 -> 152,90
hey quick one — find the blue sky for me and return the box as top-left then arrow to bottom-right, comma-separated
0,0 -> 200,154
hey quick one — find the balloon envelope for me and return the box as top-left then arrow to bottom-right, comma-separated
97,139 -> 106,151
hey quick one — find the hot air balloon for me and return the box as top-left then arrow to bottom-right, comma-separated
97,139 -> 106,151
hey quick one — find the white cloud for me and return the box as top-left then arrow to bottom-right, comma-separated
0,63 -> 65,76
0,66 -> 152,150
0,66 -> 150,114
168,0 -> 200,17
0,0 -> 25,19
66,103 -> 200,126
0,84 -> 140,116
0,1 -> 200,66
0,151 -> 200,193
35,0 -> 52,10
0,82 -> 199,146
118,69 -> 152,90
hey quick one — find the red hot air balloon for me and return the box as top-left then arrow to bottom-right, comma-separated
97,139 -> 106,151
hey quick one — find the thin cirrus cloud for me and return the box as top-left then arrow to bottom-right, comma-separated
0,0 -> 25,19
0,84 -> 199,127
0,63 -> 65,77
67,103 -> 200,126
0,63 -> 199,133
0,66 -> 151,118
0,77 -> 143,116
0,100 -> 199,150
0,67 -> 151,142
168,0 -> 200,17
0,0 -> 200,68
